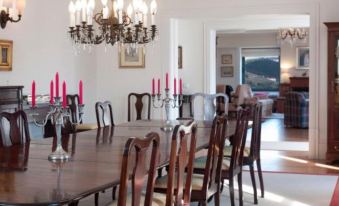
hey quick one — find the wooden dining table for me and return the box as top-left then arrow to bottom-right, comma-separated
0,119 -> 235,205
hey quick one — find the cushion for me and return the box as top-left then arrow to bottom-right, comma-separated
107,192 -> 166,206
223,145 -> 250,157
75,123 -> 98,131
154,173 -> 204,191
193,156 -> 230,170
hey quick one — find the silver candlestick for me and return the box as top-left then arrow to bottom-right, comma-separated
152,89 -> 183,131
31,97 -> 85,162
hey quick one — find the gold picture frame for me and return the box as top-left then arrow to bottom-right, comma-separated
221,54 -> 232,64
119,46 -> 145,68
220,66 -> 234,77
0,40 -> 13,71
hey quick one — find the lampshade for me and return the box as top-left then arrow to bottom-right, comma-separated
3,0 -> 12,8
17,0 -> 26,14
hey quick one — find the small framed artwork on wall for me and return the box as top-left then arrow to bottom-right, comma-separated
0,40 -> 13,71
296,47 -> 310,69
221,66 -> 234,77
119,46 -> 145,68
221,54 -> 232,64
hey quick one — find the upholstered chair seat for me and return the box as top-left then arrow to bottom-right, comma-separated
107,192 -> 167,206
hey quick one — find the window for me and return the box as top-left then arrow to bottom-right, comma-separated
242,48 -> 280,91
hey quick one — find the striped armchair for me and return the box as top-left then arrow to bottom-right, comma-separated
284,92 -> 309,128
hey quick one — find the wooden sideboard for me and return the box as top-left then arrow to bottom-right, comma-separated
289,77 -> 309,91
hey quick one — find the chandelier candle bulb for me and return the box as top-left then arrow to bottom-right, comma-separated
2,0 -> 11,8
50,80 -> 54,104
79,80 -> 83,105
81,0 -> 87,22
75,0 -> 82,25
55,72 -> 59,97
68,1 -> 76,27
31,81 -> 36,108
102,6 -> 109,19
17,0 -> 26,15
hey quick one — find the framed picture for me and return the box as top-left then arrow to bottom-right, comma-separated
178,46 -> 183,69
119,46 -> 145,68
220,66 -> 234,77
0,40 -> 13,71
296,47 -> 310,69
221,54 -> 232,64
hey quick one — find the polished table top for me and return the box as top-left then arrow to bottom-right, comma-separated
0,120 -> 235,205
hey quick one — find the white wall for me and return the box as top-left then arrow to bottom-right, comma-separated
216,48 -> 241,89
0,0 -> 97,122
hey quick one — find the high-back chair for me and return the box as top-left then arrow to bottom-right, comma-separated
0,110 -> 30,147
108,132 -> 160,206
189,114 -> 228,206
153,121 -> 198,205
95,101 -> 114,127
66,94 -> 97,132
128,93 -> 151,122
221,107 -> 250,206
191,93 -> 228,121
284,91 -> 309,128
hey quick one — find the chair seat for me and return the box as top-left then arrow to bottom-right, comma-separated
193,156 -> 230,170
107,192 -> 166,206
154,173 -> 204,191
75,123 -> 98,131
223,145 -> 250,157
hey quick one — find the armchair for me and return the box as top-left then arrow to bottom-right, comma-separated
284,92 -> 309,128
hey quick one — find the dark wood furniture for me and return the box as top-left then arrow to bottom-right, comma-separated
95,101 -> 114,127
0,119 -> 236,205
127,93 -> 151,122
289,77 -> 309,91
116,133 -> 160,206
325,22 -> 339,163
153,121 -> 198,205
191,114 -> 228,206
0,86 -> 23,112
178,94 -> 193,118
0,110 -> 30,147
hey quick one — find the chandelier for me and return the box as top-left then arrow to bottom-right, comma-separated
0,0 -> 26,29
278,28 -> 308,44
68,0 -> 158,46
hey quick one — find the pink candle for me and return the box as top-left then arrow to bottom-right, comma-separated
55,72 -> 59,97
62,81 -> 67,108
166,73 -> 169,89
157,78 -> 160,95
32,81 -> 36,107
152,78 -> 155,95
50,80 -> 54,104
174,78 -> 177,95
179,78 -> 183,95
79,80 -> 83,104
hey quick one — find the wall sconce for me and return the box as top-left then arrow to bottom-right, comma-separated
0,0 -> 26,29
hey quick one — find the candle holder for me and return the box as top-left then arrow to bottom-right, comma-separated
31,97 -> 84,162
152,89 -> 183,132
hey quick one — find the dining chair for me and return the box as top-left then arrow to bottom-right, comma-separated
187,114 -> 228,206
66,94 -> 97,132
0,110 -> 30,147
191,93 -> 228,121
220,107 -> 250,206
96,126 -> 114,145
153,121 -> 198,205
95,101 -> 115,127
128,93 -> 151,122
107,132 -> 161,206
223,103 -> 264,204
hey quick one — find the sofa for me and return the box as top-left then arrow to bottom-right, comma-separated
284,92 -> 309,128
216,84 -> 274,118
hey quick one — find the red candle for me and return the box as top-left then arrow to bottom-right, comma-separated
79,80 -> 83,104
32,81 -> 36,107
50,80 -> 54,104
166,73 -> 169,89
152,78 -> 155,95
179,78 -> 183,95
174,78 -> 177,95
62,81 -> 67,108
55,72 -> 59,97
157,78 -> 160,95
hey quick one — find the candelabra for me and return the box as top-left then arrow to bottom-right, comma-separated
152,89 -> 182,131
31,97 -> 84,162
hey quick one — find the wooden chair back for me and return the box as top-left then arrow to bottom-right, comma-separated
66,94 -> 81,124
248,103 -> 263,161
128,93 -> 151,122
0,110 -> 30,147
0,143 -> 30,170
166,121 -> 198,205
117,132 -> 160,206
191,93 -> 228,121
201,114 -> 228,193
95,101 -> 114,127
229,107 -> 250,171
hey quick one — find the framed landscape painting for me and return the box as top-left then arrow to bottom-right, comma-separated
0,40 -> 13,71
221,66 -> 234,77
296,47 -> 310,69
221,54 -> 232,64
119,46 -> 145,68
